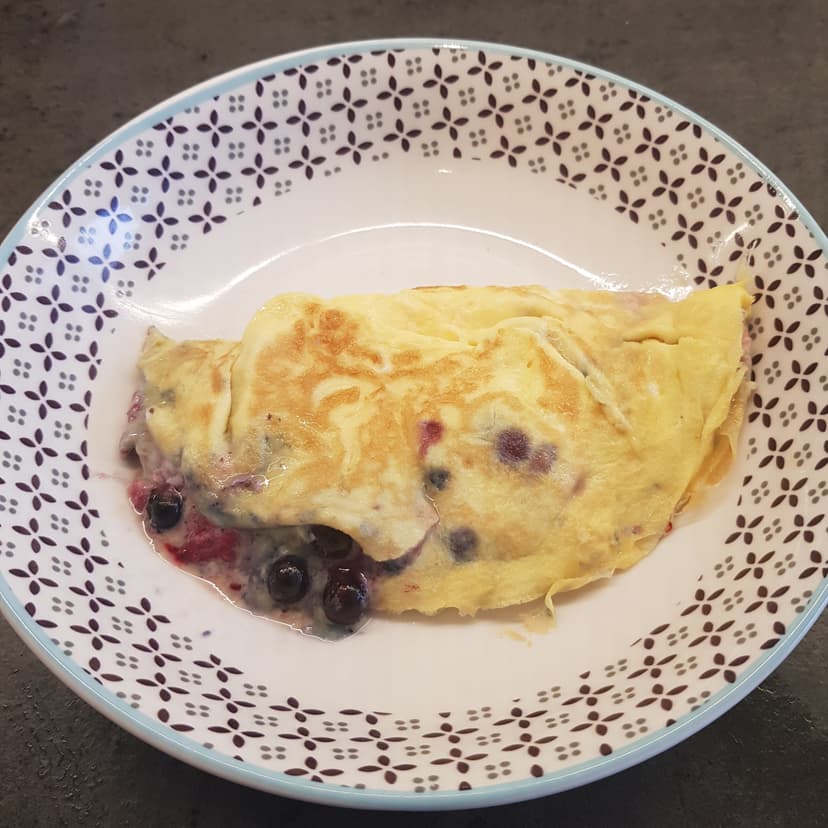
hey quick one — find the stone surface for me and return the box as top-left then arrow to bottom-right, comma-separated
0,0 -> 825,825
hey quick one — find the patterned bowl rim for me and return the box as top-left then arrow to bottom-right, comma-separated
0,37 -> 826,810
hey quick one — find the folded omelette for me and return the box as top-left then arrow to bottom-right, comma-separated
137,283 -> 751,615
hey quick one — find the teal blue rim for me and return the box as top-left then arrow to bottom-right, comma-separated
0,38 -> 825,811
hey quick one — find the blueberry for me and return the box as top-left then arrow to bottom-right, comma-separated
425,467 -> 451,491
267,554 -> 310,604
146,487 -> 183,532
323,565 -> 369,626
448,527 -> 478,562
310,525 -> 353,559
496,428 -> 530,464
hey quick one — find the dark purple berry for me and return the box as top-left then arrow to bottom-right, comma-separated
425,467 -> 451,491
448,527 -> 478,562
146,487 -> 183,532
310,525 -> 353,559
496,428 -> 530,464
323,565 -> 369,626
267,554 -> 310,604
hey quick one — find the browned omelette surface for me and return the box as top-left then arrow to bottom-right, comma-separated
138,283 -> 750,615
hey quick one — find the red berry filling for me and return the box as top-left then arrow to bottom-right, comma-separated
418,419 -> 444,457
165,512 -> 238,565
126,391 -> 144,422
127,479 -> 152,512
528,443 -> 557,474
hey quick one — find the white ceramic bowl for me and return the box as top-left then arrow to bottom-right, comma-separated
0,39 -> 825,809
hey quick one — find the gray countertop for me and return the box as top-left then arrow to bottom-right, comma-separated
1,1 -> 825,825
